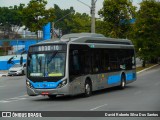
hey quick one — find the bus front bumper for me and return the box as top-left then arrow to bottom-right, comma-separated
26,85 -> 70,96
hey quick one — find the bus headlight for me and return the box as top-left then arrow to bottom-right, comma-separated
26,81 -> 33,88
57,80 -> 67,88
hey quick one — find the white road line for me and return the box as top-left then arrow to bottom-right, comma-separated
0,95 -> 42,103
90,104 -> 108,111
10,97 -> 26,100
134,91 -> 142,95
0,95 -> 28,103
0,100 -> 10,103
0,98 -> 27,103
6,95 -> 28,100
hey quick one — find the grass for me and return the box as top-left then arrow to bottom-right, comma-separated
136,64 -> 156,72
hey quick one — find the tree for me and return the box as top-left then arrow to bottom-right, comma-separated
132,0 -> 160,67
22,0 -> 55,39
98,0 -> 136,38
0,4 -> 24,39
53,4 -> 75,35
96,20 -> 108,35
66,12 -> 91,33
53,4 -> 91,34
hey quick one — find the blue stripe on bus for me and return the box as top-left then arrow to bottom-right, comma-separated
29,80 -> 62,89
107,75 -> 121,85
126,72 -> 136,81
107,72 -> 136,85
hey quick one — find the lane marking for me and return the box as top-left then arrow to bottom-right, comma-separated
0,95 -> 42,103
90,104 -> 108,111
134,91 -> 142,95
0,98 -> 27,103
0,95 -> 28,103
10,97 -> 26,100
0,100 -> 10,103
4,95 -> 28,100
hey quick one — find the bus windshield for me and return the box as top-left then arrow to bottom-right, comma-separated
27,52 -> 66,77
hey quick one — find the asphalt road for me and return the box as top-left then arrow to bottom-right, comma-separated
0,65 -> 160,120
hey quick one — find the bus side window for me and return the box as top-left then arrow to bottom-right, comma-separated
108,50 -> 119,71
73,50 -> 80,71
119,49 -> 135,70
79,50 -> 91,74
69,50 -> 80,76
126,50 -> 135,70
92,50 -> 100,73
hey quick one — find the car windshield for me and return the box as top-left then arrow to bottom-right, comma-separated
12,64 -> 22,68
27,52 -> 66,77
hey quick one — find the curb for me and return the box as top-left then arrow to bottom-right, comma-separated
137,64 -> 159,74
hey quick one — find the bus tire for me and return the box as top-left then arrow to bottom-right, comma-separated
119,75 -> 126,89
48,95 -> 56,99
84,80 -> 92,97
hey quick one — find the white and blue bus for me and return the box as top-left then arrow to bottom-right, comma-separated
26,33 -> 136,98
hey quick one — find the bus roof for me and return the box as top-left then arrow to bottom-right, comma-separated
35,33 -> 133,45
61,33 -> 104,41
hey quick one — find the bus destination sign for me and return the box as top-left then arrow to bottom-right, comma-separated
29,45 -> 66,52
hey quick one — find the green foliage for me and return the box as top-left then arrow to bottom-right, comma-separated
53,4 -> 75,34
22,0 -> 55,33
132,0 -> 160,63
96,20 -> 108,35
98,0 -> 136,38
66,13 -> 91,33
53,4 -> 91,34
0,4 -> 24,38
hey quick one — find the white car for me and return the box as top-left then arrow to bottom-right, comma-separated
8,63 -> 26,76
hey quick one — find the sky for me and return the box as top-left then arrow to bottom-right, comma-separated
0,0 -> 142,17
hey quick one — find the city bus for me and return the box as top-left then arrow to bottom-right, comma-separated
26,33 -> 136,98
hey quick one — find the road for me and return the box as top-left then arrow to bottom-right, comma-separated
0,65 -> 160,119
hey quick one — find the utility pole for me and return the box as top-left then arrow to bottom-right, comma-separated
77,0 -> 97,33
91,0 -> 96,33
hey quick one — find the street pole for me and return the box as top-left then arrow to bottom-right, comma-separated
77,0 -> 97,33
91,0 -> 96,33
52,22 -> 54,39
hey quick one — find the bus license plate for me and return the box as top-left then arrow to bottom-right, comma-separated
41,92 -> 49,95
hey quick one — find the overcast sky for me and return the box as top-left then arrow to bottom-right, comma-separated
0,0 -> 142,17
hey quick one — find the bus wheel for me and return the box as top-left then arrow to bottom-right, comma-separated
119,75 -> 126,89
84,81 -> 92,97
48,95 -> 56,99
